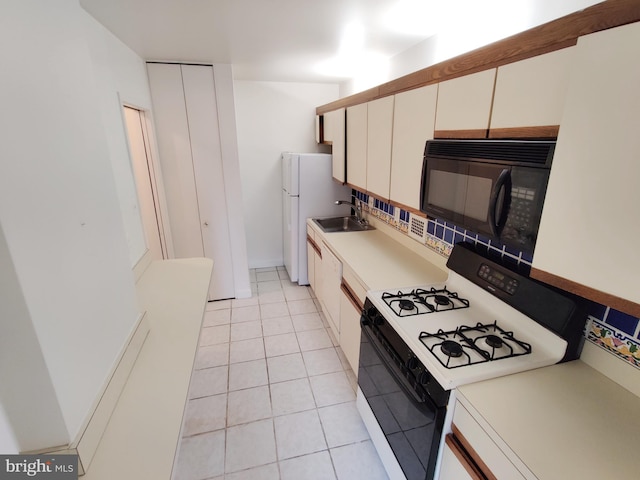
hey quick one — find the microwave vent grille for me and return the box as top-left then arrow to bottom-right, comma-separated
425,139 -> 555,165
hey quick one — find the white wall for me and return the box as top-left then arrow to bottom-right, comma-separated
82,11 -> 158,267
341,0 -> 603,96
0,0 -> 145,451
234,81 -> 338,268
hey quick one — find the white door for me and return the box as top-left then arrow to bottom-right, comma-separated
123,106 -> 164,261
181,65 -> 235,300
147,63 -> 235,300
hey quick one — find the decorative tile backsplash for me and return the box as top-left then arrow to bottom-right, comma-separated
354,188 -> 640,370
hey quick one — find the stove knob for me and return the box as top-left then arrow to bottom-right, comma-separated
406,356 -> 419,370
418,371 -> 430,385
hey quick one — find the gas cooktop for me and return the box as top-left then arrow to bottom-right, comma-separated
364,242 -> 588,389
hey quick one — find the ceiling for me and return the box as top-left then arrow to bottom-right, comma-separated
80,0 -> 603,85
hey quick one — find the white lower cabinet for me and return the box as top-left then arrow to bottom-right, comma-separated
439,400 -> 526,480
338,282 -> 362,374
439,438 -> 480,480
320,242 -> 342,339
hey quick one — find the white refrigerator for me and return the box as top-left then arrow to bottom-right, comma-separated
282,152 -> 351,285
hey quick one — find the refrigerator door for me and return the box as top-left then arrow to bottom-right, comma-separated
296,154 -> 351,285
281,152 -> 299,195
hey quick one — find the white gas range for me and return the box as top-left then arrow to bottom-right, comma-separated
356,242 -> 589,480
365,271 -> 569,390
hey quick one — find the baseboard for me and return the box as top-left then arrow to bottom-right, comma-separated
73,312 -> 150,474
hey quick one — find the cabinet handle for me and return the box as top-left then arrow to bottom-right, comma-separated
203,221 -> 209,227
341,280 -> 363,312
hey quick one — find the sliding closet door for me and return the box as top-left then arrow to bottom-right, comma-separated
147,63 -> 234,300
181,65 -> 235,300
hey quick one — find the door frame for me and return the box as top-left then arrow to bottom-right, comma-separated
121,100 -> 175,275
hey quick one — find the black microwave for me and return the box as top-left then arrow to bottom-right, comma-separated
420,139 -> 555,254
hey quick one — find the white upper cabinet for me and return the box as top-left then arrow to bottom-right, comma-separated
366,96 -> 395,199
346,103 -> 368,190
532,22 -> 640,312
435,69 -> 496,135
390,84 -> 438,210
490,47 -> 575,132
324,108 -> 346,183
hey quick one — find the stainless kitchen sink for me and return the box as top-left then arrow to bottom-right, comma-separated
313,216 -> 375,233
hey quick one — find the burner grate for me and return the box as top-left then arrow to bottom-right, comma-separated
419,321 -> 532,369
382,287 -> 469,317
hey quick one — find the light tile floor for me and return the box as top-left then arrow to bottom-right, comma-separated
173,266 -> 390,480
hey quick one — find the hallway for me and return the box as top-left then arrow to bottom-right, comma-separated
172,266 -> 389,479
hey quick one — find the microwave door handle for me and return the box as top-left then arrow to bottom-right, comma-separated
488,169 -> 511,237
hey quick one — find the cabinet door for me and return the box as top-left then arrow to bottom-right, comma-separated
306,226 -> 318,293
435,69 -> 496,138
325,108 -> 346,183
320,243 -> 342,339
346,103 -> 368,190
532,22 -> 640,313
366,96 -> 394,199
390,85 -> 438,209
438,437 -> 482,480
490,47 -> 575,136
339,284 -> 362,374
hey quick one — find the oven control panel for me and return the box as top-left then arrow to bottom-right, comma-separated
478,264 -> 519,295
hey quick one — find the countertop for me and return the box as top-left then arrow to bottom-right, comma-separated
457,360 -> 640,480
83,258 -> 213,479
307,217 -> 447,291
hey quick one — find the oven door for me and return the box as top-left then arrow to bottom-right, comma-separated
358,318 -> 447,480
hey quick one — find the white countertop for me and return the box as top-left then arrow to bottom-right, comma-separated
83,258 -> 213,479
457,360 -> 640,480
308,218 -> 447,291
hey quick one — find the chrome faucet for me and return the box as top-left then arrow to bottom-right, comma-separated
335,195 -> 367,225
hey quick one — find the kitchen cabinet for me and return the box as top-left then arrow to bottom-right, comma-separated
320,242 -> 342,340
439,437 -> 481,480
439,400 -> 526,480
531,22 -> 640,316
147,63 -> 235,300
323,108 -> 346,183
338,266 -> 366,374
490,47 -> 575,137
434,69 -> 496,138
346,103 -> 368,190
390,84 -> 438,209
306,224 -> 322,295
366,96 -> 395,199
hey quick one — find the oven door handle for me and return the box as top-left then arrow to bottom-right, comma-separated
361,323 -> 433,408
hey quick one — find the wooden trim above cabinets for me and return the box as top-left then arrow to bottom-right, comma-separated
434,129 -> 489,140
316,0 -> 640,115
488,125 -> 560,139
530,267 -> 640,318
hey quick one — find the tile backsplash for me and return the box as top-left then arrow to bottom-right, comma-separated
354,188 -> 640,370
